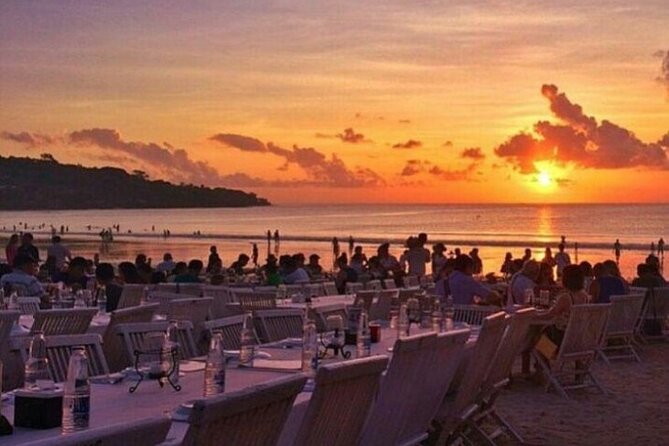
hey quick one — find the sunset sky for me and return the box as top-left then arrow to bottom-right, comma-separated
1,1 -> 668,204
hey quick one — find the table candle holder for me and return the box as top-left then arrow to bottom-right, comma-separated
128,346 -> 181,393
318,328 -> 351,359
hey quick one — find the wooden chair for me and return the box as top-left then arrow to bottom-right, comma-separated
21,416 -> 171,446
279,356 -> 390,446
354,290 -> 376,312
44,334 -> 110,383
532,304 -> 611,398
311,304 -> 348,332
359,333 -> 437,446
599,294 -> 645,363
345,282 -> 364,295
284,284 -> 305,297
115,320 -> 198,362
117,284 -> 146,309
640,287 -> 669,341
102,303 -> 159,372
202,286 -> 241,318
431,311 -> 508,445
403,275 -> 420,288
182,374 -> 307,446
365,279 -> 382,291
322,282 -> 339,296
31,308 -> 98,336
239,292 -> 277,312
369,289 -> 398,321
466,308 -> 536,444
165,297 -> 213,353
175,283 -> 204,296
229,287 -> 254,303
17,297 -> 41,315
1,311 -> 21,390
254,309 -> 304,343
399,329 -> 470,446
453,304 -> 500,326
383,278 -> 397,290
202,315 -> 259,350
254,286 -> 279,293
303,283 -> 324,297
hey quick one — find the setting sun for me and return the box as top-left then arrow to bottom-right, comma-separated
538,171 -> 552,187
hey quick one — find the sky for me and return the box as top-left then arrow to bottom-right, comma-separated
1,0 -> 668,204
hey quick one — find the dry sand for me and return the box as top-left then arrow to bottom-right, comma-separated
496,342 -> 669,445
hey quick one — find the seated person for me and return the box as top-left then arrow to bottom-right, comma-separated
0,254 -> 44,297
335,255 -> 358,294
536,264 -> 589,346
53,256 -> 89,290
434,258 -> 455,299
632,263 -> 666,288
95,263 -> 123,312
229,254 -> 250,276
156,253 -> 175,273
590,260 -> 627,303
305,254 -> 324,279
118,262 -> 145,284
507,260 -> 540,306
174,259 -> 203,283
166,262 -> 188,282
282,257 -> 310,284
448,255 -> 501,305
262,255 -> 282,286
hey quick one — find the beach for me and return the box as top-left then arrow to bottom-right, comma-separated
498,342 -> 669,445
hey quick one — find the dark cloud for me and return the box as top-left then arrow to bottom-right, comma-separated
211,133 -> 384,187
1,131 -> 57,148
442,141 -> 453,147
461,147 -> 485,160
399,159 -> 477,181
314,132 -> 334,139
495,84 -> 668,173
336,128 -> 368,144
400,159 -> 425,176
208,133 -> 267,152
655,50 -> 669,97
392,139 -> 422,149
398,119 -> 411,124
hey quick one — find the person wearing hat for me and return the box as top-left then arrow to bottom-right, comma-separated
1,254 -> 44,296
306,254 -> 323,279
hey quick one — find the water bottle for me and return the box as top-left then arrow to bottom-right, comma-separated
24,331 -> 50,390
301,316 -> 318,377
164,320 -> 180,385
96,286 -> 107,315
0,289 -> 5,310
62,347 -> 90,434
141,286 -> 149,305
74,291 -> 85,308
524,288 -> 535,307
8,292 -> 18,311
444,296 -> 455,331
203,331 -> 226,397
431,299 -> 442,332
239,312 -> 255,366
398,303 -> 409,339
356,310 -> 371,358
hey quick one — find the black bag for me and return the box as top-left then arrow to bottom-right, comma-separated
643,287 -> 663,336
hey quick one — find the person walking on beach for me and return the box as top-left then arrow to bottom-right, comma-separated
348,235 -> 354,255
274,230 -> 280,254
650,241 -> 656,256
614,239 -> 622,264
252,243 -> 259,266
332,237 -> 340,258
659,238 -> 665,257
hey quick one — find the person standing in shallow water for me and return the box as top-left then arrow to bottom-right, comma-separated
614,239 -> 622,264
274,230 -> 280,255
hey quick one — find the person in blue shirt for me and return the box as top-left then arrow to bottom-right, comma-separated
448,254 -> 501,305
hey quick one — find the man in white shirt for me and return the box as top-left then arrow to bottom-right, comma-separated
156,253 -> 176,273
508,260 -> 540,306
554,244 -> 571,279
46,236 -> 71,269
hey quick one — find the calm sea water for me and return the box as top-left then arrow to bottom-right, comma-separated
1,204 -> 667,279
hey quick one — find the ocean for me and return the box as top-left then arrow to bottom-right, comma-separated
1,203 -> 666,279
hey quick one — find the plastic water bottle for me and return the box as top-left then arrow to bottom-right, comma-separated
432,299 -> 442,332
24,331 -> 50,390
239,312 -> 255,366
301,314 -> 318,377
356,310 -> 371,358
444,296 -> 455,331
62,347 -> 90,434
203,331 -> 226,397
8,292 -> 18,311
74,291 -> 86,308
398,303 -> 409,339
96,286 -> 107,315
164,320 -> 180,385
524,288 -> 535,307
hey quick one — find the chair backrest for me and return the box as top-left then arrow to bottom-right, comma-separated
203,315 -> 258,350
254,286 -> 279,293
383,278 -> 397,290
44,334 -> 109,383
322,282 -> 339,296
438,311 -> 508,424
22,416 -> 171,446
369,289 -> 399,321
117,284 -> 146,309
354,290 -> 376,312
453,304 -> 500,326
397,287 -> 422,303
176,283 -> 204,296
238,292 -> 277,312
293,356 -> 389,446
17,297 -> 41,315
254,309 -> 304,343
182,374 -> 307,446
345,282 -> 364,295
403,275 -> 420,288
644,287 -> 669,321
557,304 -> 611,363
229,287 -> 254,303
0,310 -> 20,344
165,297 -> 213,324
303,283 -> 324,297
398,329 -> 470,445
359,333 -> 438,446
365,280 -> 382,291
608,294 -> 645,336
102,303 -> 159,372
284,284 -> 305,296
483,307 -> 536,391
115,320 -> 198,361
31,308 -> 98,336
312,304 -> 349,332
